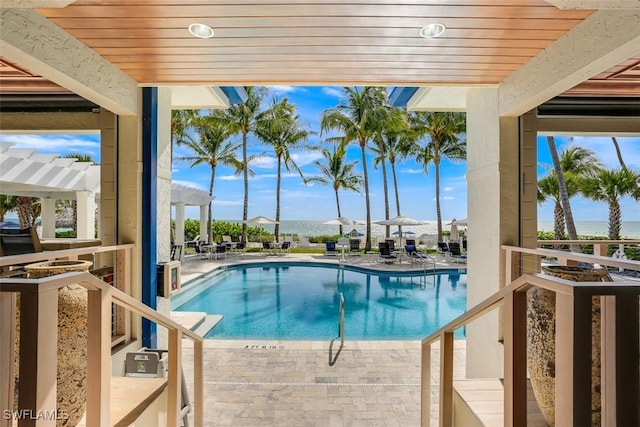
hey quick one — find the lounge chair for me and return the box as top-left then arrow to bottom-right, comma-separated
298,236 -> 310,248
0,227 -> 44,276
325,241 -> 337,256
405,244 -> 431,264
184,235 -> 200,249
280,241 -> 291,254
448,242 -> 467,263
262,241 -> 274,254
349,239 -> 361,255
405,239 -> 416,246
385,239 -> 396,252
214,244 -> 227,260
194,241 -> 209,259
437,242 -> 450,256
378,242 -> 397,264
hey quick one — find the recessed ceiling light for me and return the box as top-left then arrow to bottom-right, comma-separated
188,23 -> 214,39
420,23 -> 446,38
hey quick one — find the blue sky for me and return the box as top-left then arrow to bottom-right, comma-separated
1,86 -> 639,223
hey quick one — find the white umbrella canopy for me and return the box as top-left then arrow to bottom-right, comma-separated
447,218 -> 467,226
322,217 -> 356,226
375,215 -> 424,227
245,215 -> 279,225
244,216 -> 279,242
375,216 -> 425,249
450,222 -> 460,242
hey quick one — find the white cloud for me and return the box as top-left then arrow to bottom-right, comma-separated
0,134 -> 100,155
442,196 -> 456,201
219,174 -> 240,181
290,151 -> 323,166
403,168 -> 424,174
250,156 -> 276,169
268,85 -> 299,95
571,136 -> 640,169
322,87 -> 344,98
213,199 -> 243,206
172,179 -> 207,191
443,186 -> 454,192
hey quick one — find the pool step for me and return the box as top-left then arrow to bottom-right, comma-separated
192,314 -> 223,337
170,311 -> 207,331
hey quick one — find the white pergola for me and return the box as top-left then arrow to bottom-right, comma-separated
0,142 -> 211,243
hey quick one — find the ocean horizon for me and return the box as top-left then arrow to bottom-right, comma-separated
213,219 -> 640,240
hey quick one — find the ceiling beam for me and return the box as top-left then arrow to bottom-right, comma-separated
0,8 -> 138,115
0,1 -> 75,7
499,9 -> 640,117
546,0 -> 640,9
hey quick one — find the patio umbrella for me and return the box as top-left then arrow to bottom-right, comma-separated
375,216 -> 424,249
245,216 -> 279,242
322,216 -> 356,226
392,230 -> 415,236
449,219 -> 460,242
447,218 -> 467,226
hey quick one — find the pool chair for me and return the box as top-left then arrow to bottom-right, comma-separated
448,242 -> 467,263
378,242 -> 397,264
0,226 -> 43,276
325,240 -> 337,256
184,235 -> 200,249
405,239 -> 416,246
279,241 -> 291,254
349,239 -> 361,255
262,241 -> 274,254
214,244 -> 227,260
405,244 -> 427,262
437,242 -> 450,256
194,241 -> 210,260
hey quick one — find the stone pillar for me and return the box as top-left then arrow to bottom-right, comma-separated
175,202 -> 185,261
199,205 -> 207,242
40,197 -> 56,238
76,191 -> 96,239
99,110 -> 117,247
465,88 -> 520,378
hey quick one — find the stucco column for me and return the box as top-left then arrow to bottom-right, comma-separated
156,87 -> 173,264
76,190 -> 96,239
40,197 -> 56,238
465,88 -> 520,378
199,205 -> 207,242
175,203 -> 185,256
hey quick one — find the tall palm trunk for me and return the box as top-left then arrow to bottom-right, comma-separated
15,196 -> 32,228
334,187 -> 343,237
378,138 -> 391,238
360,142 -> 372,252
241,131 -> 249,243
391,161 -> 401,216
435,158 -> 443,242
547,136 -> 580,252
274,156 -> 282,241
553,201 -> 566,240
608,199 -> 621,239
207,165 -> 216,245
611,137 -> 627,169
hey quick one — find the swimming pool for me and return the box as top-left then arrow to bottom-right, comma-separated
172,262 -> 467,340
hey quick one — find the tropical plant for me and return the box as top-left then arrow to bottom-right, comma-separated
171,109 -> 198,146
175,110 -> 243,244
581,168 -> 640,239
255,98 -> 315,240
226,86 -> 269,243
0,195 -> 17,222
410,111 -> 466,242
14,196 -> 39,227
307,144 -> 363,236
320,86 -> 388,251
537,145 -> 601,240
611,136 -> 627,169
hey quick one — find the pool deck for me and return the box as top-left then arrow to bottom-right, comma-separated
173,250 -> 471,426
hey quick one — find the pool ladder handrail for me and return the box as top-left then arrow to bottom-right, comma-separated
338,292 -> 345,347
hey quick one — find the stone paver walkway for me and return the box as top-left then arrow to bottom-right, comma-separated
181,340 -> 467,426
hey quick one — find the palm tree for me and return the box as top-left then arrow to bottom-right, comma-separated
175,110 -> 243,244
538,145 -> 602,240
546,138 -> 601,250
371,107 -> 411,237
0,195 -> 17,222
255,98 -> 315,240
410,112 -> 466,243
307,144 -> 363,236
226,86 -> 269,243
611,137 -> 627,169
581,168 -> 640,239
320,86 -> 387,251
15,196 -> 39,227
171,109 -> 198,146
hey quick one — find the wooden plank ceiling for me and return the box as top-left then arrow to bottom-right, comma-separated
35,0 -> 595,86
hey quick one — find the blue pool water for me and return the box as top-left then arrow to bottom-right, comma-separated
172,262 -> 467,340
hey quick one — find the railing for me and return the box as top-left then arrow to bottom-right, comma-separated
338,292 -> 345,347
0,244 -> 134,347
421,243 -> 640,427
0,270 -> 204,427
